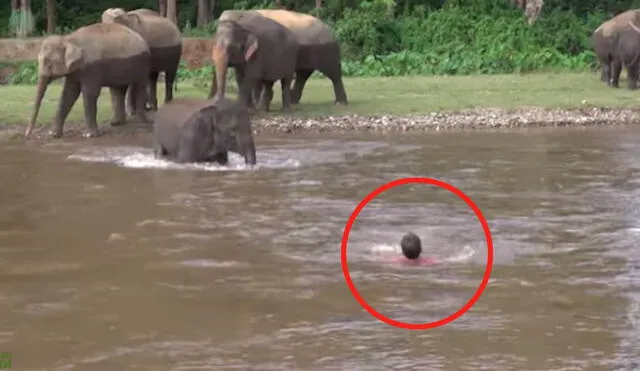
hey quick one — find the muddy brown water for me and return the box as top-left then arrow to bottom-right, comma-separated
1,126 -> 640,370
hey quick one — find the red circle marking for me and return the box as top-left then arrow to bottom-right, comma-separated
340,177 -> 494,330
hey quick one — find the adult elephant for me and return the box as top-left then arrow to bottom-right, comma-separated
153,97 -> 257,165
101,7 -> 182,112
593,9 -> 640,87
25,22 -> 151,139
253,9 -> 348,106
208,11 -> 298,111
612,18 -> 640,90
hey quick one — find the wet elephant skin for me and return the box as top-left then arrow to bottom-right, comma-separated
153,98 -> 256,165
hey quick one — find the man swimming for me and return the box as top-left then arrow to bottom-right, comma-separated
397,232 -> 438,265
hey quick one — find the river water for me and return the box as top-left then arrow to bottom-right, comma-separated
1,126 -> 640,370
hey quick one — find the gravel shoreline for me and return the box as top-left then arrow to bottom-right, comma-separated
250,107 -> 640,134
3,106 -> 640,140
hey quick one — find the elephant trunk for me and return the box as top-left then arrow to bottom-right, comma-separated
25,75 -> 51,138
209,41 -> 229,99
238,133 -> 256,166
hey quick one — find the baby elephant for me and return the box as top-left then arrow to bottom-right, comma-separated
153,97 -> 257,166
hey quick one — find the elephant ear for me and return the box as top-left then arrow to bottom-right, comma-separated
126,14 -> 143,29
64,41 -> 84,72
244,33 -> 259,62
206,107 -> 232,151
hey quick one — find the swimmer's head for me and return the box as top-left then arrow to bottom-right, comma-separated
400,232 -> 422,260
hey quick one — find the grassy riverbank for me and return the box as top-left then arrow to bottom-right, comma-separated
1,72 -> 639,128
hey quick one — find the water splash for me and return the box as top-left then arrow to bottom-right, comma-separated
67,146 -> 300,172
369,242 -> 477,263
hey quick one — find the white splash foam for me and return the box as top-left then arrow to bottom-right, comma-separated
370,242 -> 477,263
371,244 -> 399,255
180,259 -> 247,268
67,146 -> 300,172
442,244 -> 477,263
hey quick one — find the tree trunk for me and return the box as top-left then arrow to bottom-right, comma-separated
157,0 -> 167,17
206,0 -> 213,24
197,0 -> 206,27
46,0 -> 55,34
315,0 -> 322,8
166,0 -> 177,26
197,0 -> 213,27
510,0 -> 543,25
525,0 -> 544,25
12,0 -> 35,38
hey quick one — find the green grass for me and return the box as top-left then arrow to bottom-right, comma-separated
2,72 -> 640,128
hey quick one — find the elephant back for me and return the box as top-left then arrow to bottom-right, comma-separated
219,10 -> 296,43
253,9 -> 336,45
156,99 -> 218,130
129,8 -> 161,17
127,8 -> 183,48
595,9 -> 640,38
66,23 -> 150,63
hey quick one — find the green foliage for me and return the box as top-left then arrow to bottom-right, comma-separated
333,0 -> 608,76
4,61 -> 39,85
0,0 -> 630,78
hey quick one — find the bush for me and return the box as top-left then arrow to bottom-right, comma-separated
332,0 -> 606,76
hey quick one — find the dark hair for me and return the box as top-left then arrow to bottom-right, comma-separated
400,232 -> 422,260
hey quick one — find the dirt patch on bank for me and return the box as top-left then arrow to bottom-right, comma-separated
0,37 -> 212,68
3,106 -> 640,141
0,37 -> 45,61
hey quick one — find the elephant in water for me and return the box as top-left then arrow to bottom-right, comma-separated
26,22 -> 151,139
153,97 -> 257,165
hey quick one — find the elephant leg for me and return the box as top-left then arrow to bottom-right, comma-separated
291,70 -> 312,105
165,68 -> 177,105
252,83 -> 263,107
132,83 -> 151,123
329,74 -> 348,106
627,63 -> 639,90
238,76 -> 257,111
258,81 -> 274,112
109,86 -> 127,126
148,71 -> 160,111
319,62 -> 349,105
235,68 -> 254,109
80,84 -> 102,138
207,152 -> 229,166
611,60 -> 622,88
280,76 -> 293,111
154,142 -> 166,159
50,79 -> 82,138
600,62 -> 609,82
126,85 -> 136,117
